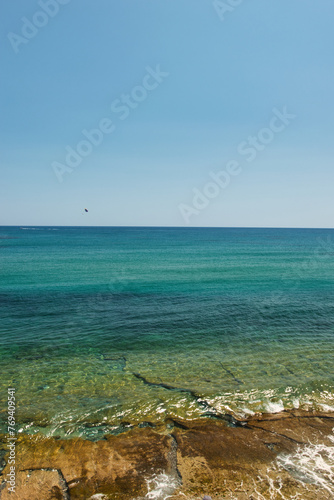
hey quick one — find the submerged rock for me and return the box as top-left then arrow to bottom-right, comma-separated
101,355 -> 126,371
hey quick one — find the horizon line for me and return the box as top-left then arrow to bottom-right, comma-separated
1,225 -> 334,230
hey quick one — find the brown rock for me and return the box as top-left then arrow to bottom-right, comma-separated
171,412 -> 334,498
0,469 -> 69,500
247,411 -> 334,446
0,428 -> 173,500
0,410 -> 333,499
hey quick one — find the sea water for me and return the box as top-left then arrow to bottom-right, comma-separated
0,226 -> 333,438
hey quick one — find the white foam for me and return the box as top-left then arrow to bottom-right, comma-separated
264,399 -> 284,413
240,407 -> 255,416
143,473 -> 180,499
277,432 -> 334,494
319,403 -> 334,412
292,398 -> 300,409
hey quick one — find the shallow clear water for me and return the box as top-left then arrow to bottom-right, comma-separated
1,226 -> 334,438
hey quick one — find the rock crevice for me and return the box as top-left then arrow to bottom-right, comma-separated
19,468 -> 71,499
1,410 -> 333,499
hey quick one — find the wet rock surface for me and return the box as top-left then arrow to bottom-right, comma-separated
0,410 -> 333,499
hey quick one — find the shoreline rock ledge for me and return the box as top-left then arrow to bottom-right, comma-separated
0,410 -> 333,499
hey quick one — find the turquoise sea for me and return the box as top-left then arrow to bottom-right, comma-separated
1,226 -> 334,439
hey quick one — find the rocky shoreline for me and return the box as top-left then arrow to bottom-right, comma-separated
0,409 -> 333,499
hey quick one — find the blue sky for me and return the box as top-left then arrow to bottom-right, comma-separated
1,0 -> 334,227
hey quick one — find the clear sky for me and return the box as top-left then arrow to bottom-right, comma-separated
1,0 -> 334,227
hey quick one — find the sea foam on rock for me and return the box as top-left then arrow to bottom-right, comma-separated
1,410 -> 334,499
